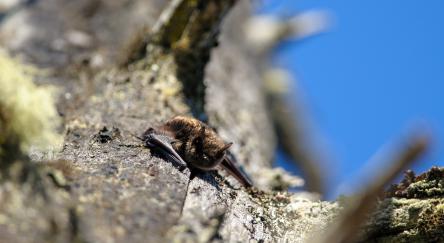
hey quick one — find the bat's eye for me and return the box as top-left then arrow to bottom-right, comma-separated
203,154 -> 209,160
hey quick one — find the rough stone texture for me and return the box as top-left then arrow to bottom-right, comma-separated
0,1 -> 443,243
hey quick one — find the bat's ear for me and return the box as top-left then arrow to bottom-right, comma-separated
221,142 -> 233,152
217,142 -> 233,159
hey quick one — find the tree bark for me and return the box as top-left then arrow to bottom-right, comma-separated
0,1 -> 442,243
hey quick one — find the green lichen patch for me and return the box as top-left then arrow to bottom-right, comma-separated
0,49 -> 61,159
363,198 -> 444,242
386,167 -> 444,199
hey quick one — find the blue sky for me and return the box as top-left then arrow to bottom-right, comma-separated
259,1 -> 444,197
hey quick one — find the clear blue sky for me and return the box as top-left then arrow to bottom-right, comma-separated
259,0 -> 444,197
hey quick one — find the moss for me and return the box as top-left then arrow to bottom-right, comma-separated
416,200 -> 444,241
386,167 -> 444,199
0,49 -> 61,158
363,198 -> 444,242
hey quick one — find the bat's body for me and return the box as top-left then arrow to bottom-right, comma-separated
142,116 -> 253,187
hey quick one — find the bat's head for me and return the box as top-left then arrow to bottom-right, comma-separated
185,125 -> 233,170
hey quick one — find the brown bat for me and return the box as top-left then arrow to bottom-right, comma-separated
141,116 -> 253,187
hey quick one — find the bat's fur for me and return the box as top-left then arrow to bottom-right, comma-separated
142,116 -> 252,187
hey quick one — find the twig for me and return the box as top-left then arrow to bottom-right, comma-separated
265,69 -> 326,194
313,130 -> 431,243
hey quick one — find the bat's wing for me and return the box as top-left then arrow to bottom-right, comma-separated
144,134 -> 187,169
221,155 -> 253,187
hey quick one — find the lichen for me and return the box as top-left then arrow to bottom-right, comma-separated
245,187 -> 340,242
247,188 -> 295,237
359,167 -> 444,241
363,197 -> 444,242
386,167 -> 444,199
255,167 -> 304,191
0,49 -> 61,158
